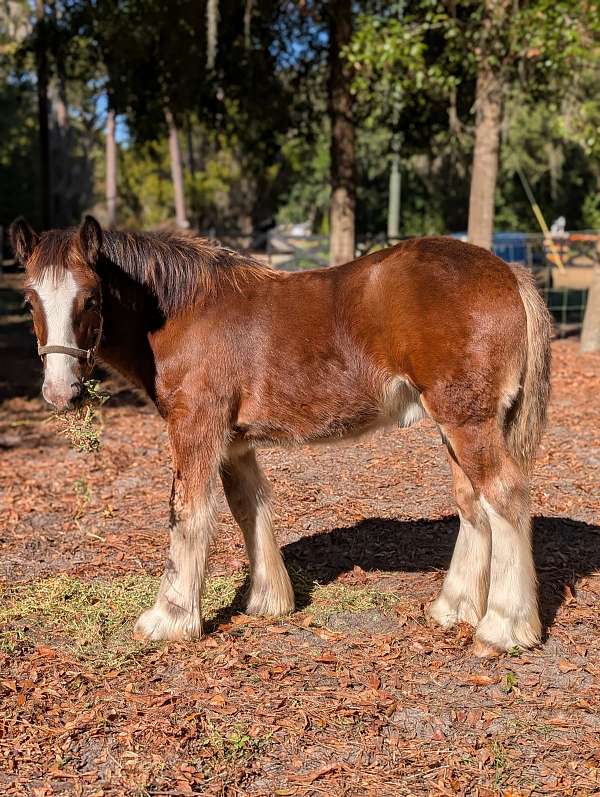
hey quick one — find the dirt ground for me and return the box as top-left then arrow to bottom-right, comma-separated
1,271 -> 599,796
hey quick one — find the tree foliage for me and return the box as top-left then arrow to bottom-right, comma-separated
0,0 -> 599,236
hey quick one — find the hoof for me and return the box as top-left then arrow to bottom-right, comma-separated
245,579 -> 295,617
471,638 -> 504,658
474,609 -> 541,653
246,592 -> 295,617
427,593 -> 481,630
133,605 -> 202,642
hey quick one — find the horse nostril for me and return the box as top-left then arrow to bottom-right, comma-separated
69,384 -> 84,406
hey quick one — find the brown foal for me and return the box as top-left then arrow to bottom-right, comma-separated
11,216 -> 552,655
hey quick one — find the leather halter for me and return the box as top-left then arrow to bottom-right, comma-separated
38,343 -> 97,364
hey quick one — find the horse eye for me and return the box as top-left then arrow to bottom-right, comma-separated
84,296 -> 98,311
23,298 -> 33,313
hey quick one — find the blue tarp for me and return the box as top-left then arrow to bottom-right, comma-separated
452,232 -> 529,264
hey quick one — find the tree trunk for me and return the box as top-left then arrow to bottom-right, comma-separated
244,0 -> 253,49
185,115 -> 196,178
165,108 -> 189,229
387,153 -> 401,241
581,263 -> 600,352
49,70 -> 73,227
207,0 -> 219,70
467,63 -> 502,250
106,107 -> 117,227
328,0 -> 355,266
35,0 -> 50,229
467,0 -> 506,251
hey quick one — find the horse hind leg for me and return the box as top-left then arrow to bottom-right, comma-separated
475,452 -> 540,654
221,447 -> 295,616
436,421 -> 540,654
427,456 -> 491,630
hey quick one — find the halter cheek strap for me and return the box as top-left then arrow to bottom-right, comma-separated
38,344 -> 96,365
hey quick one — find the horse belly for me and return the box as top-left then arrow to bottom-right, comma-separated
320,376 -> 426,443
235,373 -> 425,447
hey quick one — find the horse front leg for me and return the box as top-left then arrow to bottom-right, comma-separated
134,412 -> 225,642
221,447 -> 295,616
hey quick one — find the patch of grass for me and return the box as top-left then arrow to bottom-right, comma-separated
0,571 -> 244,670
199,719 -> 271,764
290,569 -> 402,625
203,571 -> 246,617
0,626 -> 31,655
288,568 -> 319,608
0,568 -> 401,667
492,740 -> 509,789
502,671 -> 518,694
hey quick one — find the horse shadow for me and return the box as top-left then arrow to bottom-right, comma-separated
211,515 -> 600,639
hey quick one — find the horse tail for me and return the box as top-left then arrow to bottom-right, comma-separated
505,264 -> 553,471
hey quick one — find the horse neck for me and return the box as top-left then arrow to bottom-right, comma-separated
98,269 -> 160,403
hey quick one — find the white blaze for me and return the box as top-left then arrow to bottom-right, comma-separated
33,270 -> 80,392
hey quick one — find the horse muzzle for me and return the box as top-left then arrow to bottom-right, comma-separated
42,379 -> 83,411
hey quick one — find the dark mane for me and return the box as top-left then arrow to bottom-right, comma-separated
28,228 -> 274,316
101,230 -> 273,315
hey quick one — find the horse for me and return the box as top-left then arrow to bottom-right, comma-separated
10,215 -> 552,656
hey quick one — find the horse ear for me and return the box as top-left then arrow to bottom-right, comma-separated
78,215 -> 103,266
10,217 -> 39,264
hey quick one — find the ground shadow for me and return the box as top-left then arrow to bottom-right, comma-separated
0,317 -> 41,401
278,514 -> 600,639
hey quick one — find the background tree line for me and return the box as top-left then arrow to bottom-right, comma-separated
1,0 -> 599,264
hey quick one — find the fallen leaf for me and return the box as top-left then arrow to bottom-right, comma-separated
465,674 -> 499,686
558,660 -> 579,673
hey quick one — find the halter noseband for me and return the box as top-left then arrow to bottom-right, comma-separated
38,343 -> 97,365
